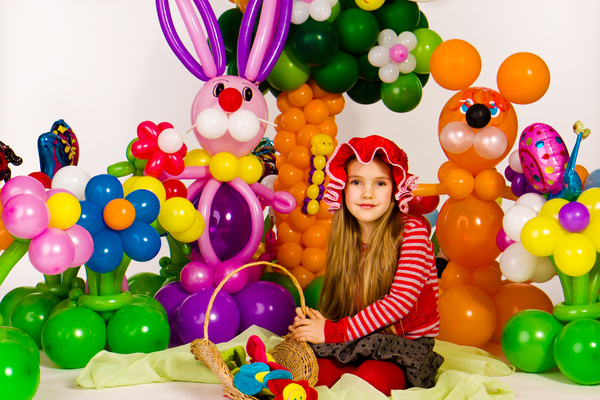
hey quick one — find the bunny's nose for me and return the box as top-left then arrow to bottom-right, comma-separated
218,87 -> 243,113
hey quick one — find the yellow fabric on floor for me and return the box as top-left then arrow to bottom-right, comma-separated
76,326 -> 515,400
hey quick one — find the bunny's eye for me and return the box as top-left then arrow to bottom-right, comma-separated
242,87 -> 253,102
213,83 -> 225,97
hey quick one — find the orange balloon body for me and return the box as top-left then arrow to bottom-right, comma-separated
496,52 -> 550,105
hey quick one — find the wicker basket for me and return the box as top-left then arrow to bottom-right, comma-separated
190,261 -> 319,400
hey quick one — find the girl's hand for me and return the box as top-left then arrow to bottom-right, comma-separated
288,307 -> 326,344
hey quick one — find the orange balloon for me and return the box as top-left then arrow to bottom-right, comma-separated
277,221 -> 302,244
474,169 -> 505,201
315,200 -> 332,220
301,225 -> 329,248
291,265 -> 316,289
442,168 -> 474,200
497,52 -> 550,105
308,79 -> 329,99
288,181 -> 308,206
103,199 -> 136,230
490,282 -> 553,339
276,92 -> 294,113
0,219 -> 14,250
470,265 -> 502,296
273,131 -> 297,154
297,124 -> 320,148
314,218 -> 332,232
437,161 -> 458,181
288,145 -> 311,170
275,152 -> 289,171
289,207 -> 316,232
273,115 -> 283,132
436,195 -> 503,268
430,39 -> 481,91
273,177 -> 289,193
280,107 -> 306,133
441,261 -> 471,288
323,94 -> 345,116
233,0 -> 249,14
278,164 -> 304,187
317,119 -> 338,140
303,99 -> 329,125
575,164 -> 589,183
277,242 -> 303,269
288,83 -> 314,107
273,209 -> 289,222
301,247 -> 327,273
437,285 -> 497,347
315,268 -> 326,277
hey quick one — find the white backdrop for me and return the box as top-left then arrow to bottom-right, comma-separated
1,0 -> 599,304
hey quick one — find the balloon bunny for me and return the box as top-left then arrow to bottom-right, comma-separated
156,0 -> 295,280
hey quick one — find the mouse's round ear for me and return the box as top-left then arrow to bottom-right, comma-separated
497,52 -> 550,105
237,0 -> 293,83
156,0 -> 226,81
430,39 -> 481,91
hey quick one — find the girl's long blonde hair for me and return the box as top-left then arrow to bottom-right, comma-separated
319,159 -> 404,321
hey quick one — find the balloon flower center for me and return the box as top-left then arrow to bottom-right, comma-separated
218,87 -> 243,113
389,44 -> 408,64
104,199 -> 136,230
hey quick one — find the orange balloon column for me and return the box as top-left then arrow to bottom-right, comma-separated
273,80 -> 343,288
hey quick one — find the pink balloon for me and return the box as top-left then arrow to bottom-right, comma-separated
181,261 -> 214,293
1,175 -> 47,206
2,194 -> 50,239
213,259 -> 248,294
439,121 -> 475,154
46,188 -> 73,198
29,227 -> 74,275
474,126 -> 508,160
64,224 -> 94,267
496,228 -> 516,252
246,263 -> 262,283
245,0 -> 279,81
389,44 -> 409,63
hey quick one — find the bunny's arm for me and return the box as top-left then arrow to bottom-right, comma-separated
250,182 -> 296,214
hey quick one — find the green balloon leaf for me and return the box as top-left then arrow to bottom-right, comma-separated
267,44 -> 311,92
312,50 -> 359,94
380,72 -> 423,113
334,9 -> 379,54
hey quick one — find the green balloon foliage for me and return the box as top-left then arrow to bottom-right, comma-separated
132,294 -> 168,318
218,8 -> 244,53
347,78 -> 382,105
372,0 -> 420,33
338,0 -> 359,12
226,56 -> 238,76
303,276 -> 324,311
128,272 -> 166,297
416,10 -> 429,29
9,293 -> 61,349
500,310 -> 563,373
416,72 -> 430,88
412,28 -> 443,74
357,53 -> 380,82
327,1 -> 342,22
267,44 -> 311,92
312,50 -> 359,93
41,307 -> 107,369
0,326 -> 40,365
0,340 -> 40,400
334,9 -> 379,54
107,303 -> 170,354
381,72 -> 423,113
260,272 -> 301,307
554,318 -> 600,385
0,286 -> 35,326
291,19 -> 339,67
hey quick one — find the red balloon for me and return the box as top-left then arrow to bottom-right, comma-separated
218,87 -> 243,113
29,171 -> 52,189
408,195 -> 440,215
162,179 -> 188,199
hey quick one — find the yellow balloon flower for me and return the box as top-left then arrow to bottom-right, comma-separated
170,210 -> 205,243
553,233 -> 597,277
47,192 -> 81,230
577,188 -> 600,221
521,216 -> 565,257
538,198 -> 569,221
582,218 -> 600,252
158,197 -> 197,233
130,176 -> 167,204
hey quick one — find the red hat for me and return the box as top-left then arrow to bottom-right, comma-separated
324,135 -> 418,214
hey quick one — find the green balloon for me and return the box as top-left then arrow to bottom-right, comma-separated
132,294 -> 168,318
338,0 -> 359,12
291,19 -> 339,67
0,326 -> 40,365
260,272 -> 301,307
9,293 -> 61,348
415,10 -> 429,29
357,53 -> 380,82
411,28 -> 443,74
126,138 -> 137,163
416,72 -> 430,88
258,80 -> 271,95
347,78 -> 382,105
226,55 -> 238,76
41,307 -> 107,369
327,1 -> 342,23
0,286 -> 35,326
334,9 -> 379,54
372,0 -> 420,33
107,161 -> 135,177
303,276 -> 324,311
217,8 -> 243,53
500,310 -> 563,373
312,50 -> 359,94
266,44 -> 311,92
128,272 -> 166,297
380,72 -> 423,113
269,86 -> 282,98
107,303 -> 170,354
0,340 -> 40,400
554,318 -> 600,385
49,298 -> 74,318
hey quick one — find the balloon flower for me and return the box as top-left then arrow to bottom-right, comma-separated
130,121 -> 187,178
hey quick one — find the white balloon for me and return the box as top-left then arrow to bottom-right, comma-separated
529,257 -> 556,283
398,53 -> 416,74
473,126 -> 507,159
228,110 -> 260,142
51,166 -> 91,201
502,204 -> 538,242
309,0 -> 331,21
261,174 -> 277,191
291,2 -> 310,25
377,29 -> 398,49
508,150 -> 523,173
196,108 -> 228,139
367,46 -> 389,67
516,193 -> 547,213
326,0 -> 338,6
439,121 -> 475,154
157,128 -> 184,154
378,63 -> 400,83
500,242 -> 539,282
398,31 -> 417,52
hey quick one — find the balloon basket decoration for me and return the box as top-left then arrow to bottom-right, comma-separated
190,262 -> 319,400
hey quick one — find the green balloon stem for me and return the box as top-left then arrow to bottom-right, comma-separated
85,266 -> 100,296
548,255 -> 573,305
166,236 -> 191,269
100,272 -> 116,296
113,254 -> 132,293
572,275 -> 589,306
553,301 -> 600,322
587,254 -> 600,304
35,282 -> 71,299
0,239 -> 30,287
78,291 -> 133,312
62,266 -> 81,287
44,274 -> 61,285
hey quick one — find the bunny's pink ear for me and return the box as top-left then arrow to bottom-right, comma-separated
237,0 -> 292,83
156,0 -> 227,81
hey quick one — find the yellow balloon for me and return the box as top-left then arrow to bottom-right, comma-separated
283,383 -> 307,400
577,188 -> 600,221
47,192 -> 81,229
123,176 -> 140,195
306,199 -> 319,215
130,176 -> 167,204
553,233 -> 597,277
185,149 -> 211,166
313,155 -> 326,170
307,184 -> 320,200
538,198 -> 569,221
170,211 -> 205,243
158,197 -> 197,233
312,170 -> 325,185
209,152 -> 238,182
237,155 -> 263,184
582,218 -> 600,252
521,216 -> 565,257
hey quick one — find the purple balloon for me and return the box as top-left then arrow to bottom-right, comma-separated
558,202 -> 591,233
176,287 -> 239,344
496,228 -> 515,252
511,173 -> 528,197
232,281 -> 296,337
213,260 -> 248,294
504,165 -> 516,182
181,261 -> 214,293
246,263 -> 262,283
154,281 -> 190,344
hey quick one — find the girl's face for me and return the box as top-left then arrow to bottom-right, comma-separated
344,158 -> 394,237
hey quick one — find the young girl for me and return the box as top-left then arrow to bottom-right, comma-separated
289,135 -> 443,394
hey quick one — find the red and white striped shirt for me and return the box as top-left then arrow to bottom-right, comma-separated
324,215 -> 440,343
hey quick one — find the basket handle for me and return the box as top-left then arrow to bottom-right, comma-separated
203,261 -> 308,341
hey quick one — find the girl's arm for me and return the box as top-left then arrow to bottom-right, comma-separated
324,216 -> 435,343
